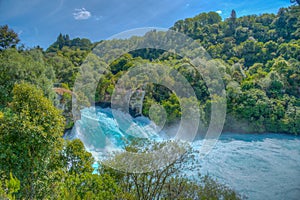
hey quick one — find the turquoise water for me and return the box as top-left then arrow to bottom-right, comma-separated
71,107 -> 300,200
197,133 -> 300,199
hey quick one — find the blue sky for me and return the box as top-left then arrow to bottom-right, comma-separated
0,0 -> 292,49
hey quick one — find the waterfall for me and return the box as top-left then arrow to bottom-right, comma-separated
70,107 -> 164,159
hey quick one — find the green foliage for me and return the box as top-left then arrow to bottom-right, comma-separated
0,48 -> 55,106
0,83 -> 65,199
58,172 -> 120,200
0,172 -> 20,200
161,93 -> 181,124
110,53 -> 134,74
170,5 -> 300,134
61,139 -> 95,175
47,33 -> 93,52
0,25 -> 19,50
46,54 -> 77,87
172,11 -> 222,35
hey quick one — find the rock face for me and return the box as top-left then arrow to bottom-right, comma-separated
53,87 -> 74,130
129,90 -> 146,117
54,86 -> 146,133
111,88 -> 146,117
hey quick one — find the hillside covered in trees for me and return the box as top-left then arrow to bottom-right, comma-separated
44,4 -> 299,134
170,6 -> 300,133
0,2 -> 299,199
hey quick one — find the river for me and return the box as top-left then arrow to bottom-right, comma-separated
69,107 -> 300,200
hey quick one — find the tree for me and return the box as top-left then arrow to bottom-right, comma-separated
0,25 -> 19,50
46,34 -> 93,52
231,9 -> 237,21
57,139 -> 121,199
101,140 -> 242,200
59,172 -> 121,200
0,48 -> 55,106
0,83 -> 65,199
46,54 -> 77,86
61,139 -> 95,176
110,53 -> 134,74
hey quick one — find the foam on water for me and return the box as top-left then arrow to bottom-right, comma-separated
69,107 -> 165,159
70,107 -> 300,200
193,133 -> 300,199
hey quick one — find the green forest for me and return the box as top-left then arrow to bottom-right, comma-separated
0,2 -> 299,199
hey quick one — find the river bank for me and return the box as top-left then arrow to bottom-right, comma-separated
64,102 -> 299,136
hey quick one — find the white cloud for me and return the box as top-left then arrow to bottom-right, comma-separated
73,8 -> 91,20
216,10 -> 222,14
